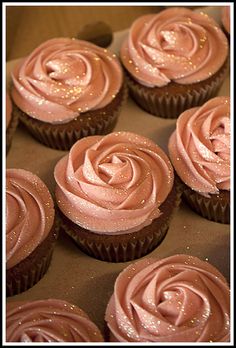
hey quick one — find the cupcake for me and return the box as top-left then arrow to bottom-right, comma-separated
105,254 -> 230,342
6,299 -> 104,342
168,96 -> 230,224
6,169 -> 58,296
6,93 -> 18,154
54,131 -> 180,262
120,7 -> 229,118
221,6 -> 230,38
10,38 -> 126,150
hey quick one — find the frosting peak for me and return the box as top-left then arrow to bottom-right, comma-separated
105,254 -> 230,342
54,131 -> 174,234
11,38 -> 123,124
6,169 -> 55,269
121,8 -> 228,87
168,96 -> 230,196
6,299 -> 104,342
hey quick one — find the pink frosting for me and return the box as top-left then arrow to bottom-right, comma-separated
6,93 -> 12,129
11,38 -> 123,124
105,254 -> 230,342
6,299 -> 104,342
6,169 -> 55,269
120,8 -> 228,87
168,96 -> 230,196
54,131 -> 174,234
221,6 -> 230,34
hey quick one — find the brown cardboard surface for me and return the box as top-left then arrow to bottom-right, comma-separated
5,7 -> 231,340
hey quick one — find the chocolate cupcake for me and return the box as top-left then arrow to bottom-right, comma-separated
120,7 -> 229,118
10,38 -> 126,150
6,299 -> 104,342
6,169 -> 58,296
54,131 -> 180,262
105,254 -> 230,342
168,96 -> 230,223
6,93 -> 18,154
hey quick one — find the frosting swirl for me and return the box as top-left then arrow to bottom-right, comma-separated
6,169 -> 55,269
6,299 -> 103,342
120,8 -> 228,87
221,6 -> 230,34
105,254 -> 230,342
168,96 -> 230,196
6,93 -> 12,129
54,131 -> 173,234
11,38 -> 123,124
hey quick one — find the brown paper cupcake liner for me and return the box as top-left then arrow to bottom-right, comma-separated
60,217 -> 170,263
6,112 -> 18,154
182,187 -> 230,224
125,60 -> 228,119
57,182 -> 181,263
6,220 -> 59,297
6,250 -> 53,297
14,84 -> 127,151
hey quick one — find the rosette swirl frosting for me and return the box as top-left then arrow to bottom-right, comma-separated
105,254 -> 230,342
6,299 -> 104,342
11,38 -> 123,124
168,96 -> 230,196
221,7 -> 230,34
120,8 -> 228,87
6,93 -> 12,129
54,131 -> 174,234
6,169 -> 55,269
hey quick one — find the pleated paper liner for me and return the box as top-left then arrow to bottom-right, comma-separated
124,59 -> 229,119
13,84 -> 128,151
57,183 -> 182,263
182,186 -> 230,224
6,112 -> 19,154
6,220 -> 59,297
